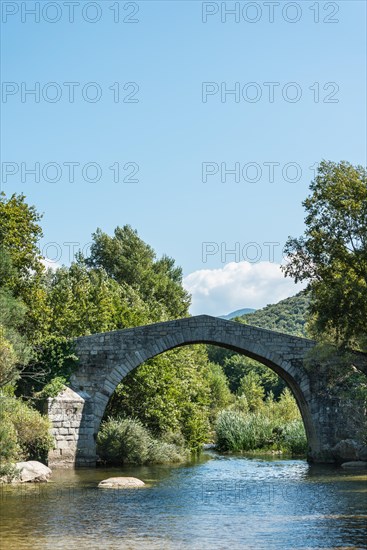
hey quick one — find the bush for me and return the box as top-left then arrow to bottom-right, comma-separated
97,417 -> 151,465
148,440 -> 188,464
0,394 -> 53,464
97,417 -> 188,465
0,409 -> 20,477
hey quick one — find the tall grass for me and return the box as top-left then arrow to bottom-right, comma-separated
215,410 -> 275,452
215,390 -> 308,456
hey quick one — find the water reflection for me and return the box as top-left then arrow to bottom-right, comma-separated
1,454 -> 366,549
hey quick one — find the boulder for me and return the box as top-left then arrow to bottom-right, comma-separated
341,461 -> 367,469
332,439 -> 360,462
14,461 -> 52,483
98,477 -> 145,488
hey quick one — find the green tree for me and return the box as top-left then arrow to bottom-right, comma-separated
0,328 -> 18,387
46,261 -> 149,337
0,250 -> 32,386
85,226 -> 191,320
220,354 -> 285,397
237,371 -> 265,412
0,193 -> 43,284
105,346 -> 212,451
206,362 -> 233,423
276,388 -> 302,423
283,161 -> 367,349
0,193 -> 49,341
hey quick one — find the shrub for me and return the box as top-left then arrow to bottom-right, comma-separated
0,394 -> 53,464
97,417 -> 188,465
148,440 -> 188,464
97,417 -> 150,465
37,376 -> 67,398
0,406 -> 21,466
9,401 -> 54,462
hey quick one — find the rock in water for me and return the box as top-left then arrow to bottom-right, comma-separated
14,461 -> 52,482
98,477 -> 145,488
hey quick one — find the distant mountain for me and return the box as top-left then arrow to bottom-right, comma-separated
236,292 -> 310,337
220,308 -> 256,320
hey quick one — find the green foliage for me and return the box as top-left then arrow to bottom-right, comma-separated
0,395 -> 53,464
0,404 -> 21,462
237,371 -> 265,412
85,226 -> 191,321
0,251 -> 33,387
8,401 -> 53,462
0,327 -> 18,388
37,376 -> 67,398
18,336 -> 78,398
238,292 -> 310,337
220,352 -> 245,393
215,389 -> 307,455
282,420 -> 308,455
46,262 -> 150,338
275,388 -> 302,422
0,288 -> 31,364
206,363 -> 233,423
0,193 -> 44,287
283,161 -> 367,349
105,346 -> 212,451
97,417 -> 188,465
0,194 -> 49,341
215,410 -> 275,452
207,293 -> 309,398
225,354 -> 286,397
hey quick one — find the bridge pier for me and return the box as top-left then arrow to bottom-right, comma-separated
47,387 -> 97,468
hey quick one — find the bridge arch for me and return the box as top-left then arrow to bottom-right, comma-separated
46,315 -> 365,467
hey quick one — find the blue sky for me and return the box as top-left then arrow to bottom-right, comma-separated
1,1 -> 366,315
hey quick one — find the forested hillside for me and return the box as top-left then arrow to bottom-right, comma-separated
237,292 -> 310,337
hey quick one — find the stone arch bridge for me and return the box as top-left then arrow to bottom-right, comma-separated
46,315 -> 367,467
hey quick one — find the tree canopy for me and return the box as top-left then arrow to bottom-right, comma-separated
282,161 -> 367,349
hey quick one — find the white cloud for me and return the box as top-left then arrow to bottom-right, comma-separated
40,257 -> 60,272
183,261 -> 306,317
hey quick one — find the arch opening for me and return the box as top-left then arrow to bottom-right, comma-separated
95,338 -> 314,466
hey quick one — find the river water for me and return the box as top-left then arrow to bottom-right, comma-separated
1,453 -> 366,549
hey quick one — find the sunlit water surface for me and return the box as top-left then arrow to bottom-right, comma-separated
1,453 -> 366,549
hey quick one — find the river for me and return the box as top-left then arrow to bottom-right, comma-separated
1,453 -> 366,549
